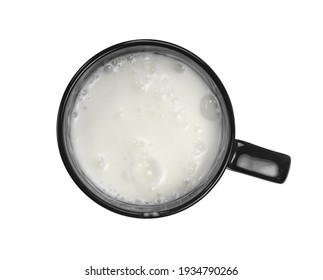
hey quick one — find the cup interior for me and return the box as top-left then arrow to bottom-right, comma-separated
57,40 -> 235,217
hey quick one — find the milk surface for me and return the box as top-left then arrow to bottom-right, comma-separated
71,52 -> 222,204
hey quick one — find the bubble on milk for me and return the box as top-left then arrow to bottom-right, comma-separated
89,73 -> 100,86
195,139 -> 207,155
114,107 -> 124,118
94,153 -> 109,170
109,57 -> 126,72
133,137 -> 151,148
183,178 -> 191,186
103,64 -> 113,74
194,125 -> 202,133
111,59 -> 120,67
143,60 -> 157,74
132,138 -> 150,159
78,89 -> 89,102
153,84 -> 174,101
200,94 -> 221,121
81,89 -> 88,96
174,63 -> 185,73
133,72 -> 154,92
155,193 -> 165,204
130,157 -> 163,189
181,121 -> 190,130
170,191 -> 180,200
127,54 -> 134,62
107,186 -> 117,196
188,160 -> 198,175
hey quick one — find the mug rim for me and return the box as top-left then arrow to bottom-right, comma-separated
57,39 -> 236,218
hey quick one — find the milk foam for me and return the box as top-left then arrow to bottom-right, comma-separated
71,52 -> 222,204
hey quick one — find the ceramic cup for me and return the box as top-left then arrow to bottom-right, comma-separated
57,40 -> 291,218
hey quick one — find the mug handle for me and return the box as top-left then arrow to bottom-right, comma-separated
228,140 -> 291,183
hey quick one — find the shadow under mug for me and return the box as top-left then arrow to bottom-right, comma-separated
57,39 -> 291,218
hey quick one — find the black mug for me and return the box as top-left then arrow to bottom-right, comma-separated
57,40 -> 291,218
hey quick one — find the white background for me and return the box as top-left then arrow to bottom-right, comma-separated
1,0 -> 322,279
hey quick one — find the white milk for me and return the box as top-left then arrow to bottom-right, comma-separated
71,52 -> 222,204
